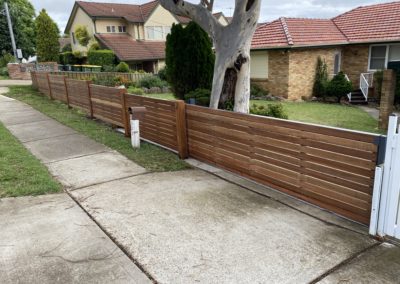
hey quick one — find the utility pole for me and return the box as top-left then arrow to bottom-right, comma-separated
4,2 -> 17,59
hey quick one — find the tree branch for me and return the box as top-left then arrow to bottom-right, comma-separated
159,0 -> 221,37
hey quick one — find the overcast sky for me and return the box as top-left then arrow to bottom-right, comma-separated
29,0 -> 391,33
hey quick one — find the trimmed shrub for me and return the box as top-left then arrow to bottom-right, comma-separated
35,9 -> 60,62
137,75 -> 168,89
0,52 -> 16,67
59,52 -> 76,65
157,67 -> 167,80
89,42 -> 100,51
0,67 -> 9,77
166,22 -> 214,99
128,87 -> 144,96
184,89 -> 210,106
250,103 -> 288,119
326,72 -> 353,103
116,62 -> 130,73
87,50 -> 115,67
313,56 -> 328,98
250,83 -> 269,99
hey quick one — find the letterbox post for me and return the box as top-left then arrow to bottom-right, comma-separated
128,106 -> 146,148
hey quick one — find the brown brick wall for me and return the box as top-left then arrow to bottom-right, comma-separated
288,48 -> 338,100
251,50 -> 289,98
341,44 -> 370,88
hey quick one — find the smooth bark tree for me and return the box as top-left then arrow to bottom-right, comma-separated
159,0 -> 261,113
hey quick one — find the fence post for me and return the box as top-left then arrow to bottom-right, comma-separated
175,100 -> 188,159
87,81 -> 94,118
63,76 -> 71,108
120,89 -> 130,137
46,73 -> 53,100
379,69 -> 397,130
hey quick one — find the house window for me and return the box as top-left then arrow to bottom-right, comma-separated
368,44 -> 400,70
250,51 -> 268,79
333,52 -> 341,75
369,46 -> 387,70
111,26 -> 116,33
107,26 -> 111,32
118,26 -> 126,33
145,26 -> 170,40
72,32 -> 76,44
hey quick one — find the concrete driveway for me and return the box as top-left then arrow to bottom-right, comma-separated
70,170 -> 378,283
0,194 -> 151,284
1,92 -> 399,283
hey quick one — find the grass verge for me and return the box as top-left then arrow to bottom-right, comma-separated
0,122 -> 62,197
5,86 -> 189,172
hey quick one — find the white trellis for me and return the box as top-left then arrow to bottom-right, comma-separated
370,115 -> 400,240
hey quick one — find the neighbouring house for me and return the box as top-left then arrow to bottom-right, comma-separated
64,0 -> 230,73
250,1 -> 400,101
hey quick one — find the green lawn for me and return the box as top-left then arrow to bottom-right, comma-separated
0,75 -> 9,80
0,122 -> 62,197
5,86 -> 189,172
139,92 -> 380,133
143,93 -> 176,100
251,100 -> 380,133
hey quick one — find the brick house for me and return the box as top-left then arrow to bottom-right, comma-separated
250,2 -> 400,101
64,0 -> 229,73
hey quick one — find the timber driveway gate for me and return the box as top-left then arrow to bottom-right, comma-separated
370,115 -> 400,240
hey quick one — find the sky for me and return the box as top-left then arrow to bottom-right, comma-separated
29,0 -> 392,33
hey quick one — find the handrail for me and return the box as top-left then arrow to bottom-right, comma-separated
360,73 -> 373,101
344,74 -> 352,102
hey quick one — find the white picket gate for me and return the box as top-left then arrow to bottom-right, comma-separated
370,115 -> 400,240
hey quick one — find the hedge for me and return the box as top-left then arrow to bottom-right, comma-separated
59,52 -> 76,65
87,50 -> 115,66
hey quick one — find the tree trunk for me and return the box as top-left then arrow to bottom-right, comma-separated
158,0 -> 261,113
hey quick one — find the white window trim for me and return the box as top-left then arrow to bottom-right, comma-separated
368,43 -> 400,71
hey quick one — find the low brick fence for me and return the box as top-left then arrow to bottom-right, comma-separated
7,62 -> 58,80
31,70 -> 384,225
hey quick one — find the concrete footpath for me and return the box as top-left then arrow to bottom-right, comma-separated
1,91 -> 400,283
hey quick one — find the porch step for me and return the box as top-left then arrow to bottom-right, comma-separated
349,89 -> 368,105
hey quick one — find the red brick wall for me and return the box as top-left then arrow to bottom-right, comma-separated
7,62 -> 58,80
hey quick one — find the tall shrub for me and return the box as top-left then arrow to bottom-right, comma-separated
87,50 -> 115,67
35,9 -> 60,62
313,56 -> 328,98
165,22 -> 214,99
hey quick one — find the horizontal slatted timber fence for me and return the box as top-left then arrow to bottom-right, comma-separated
65,79 -> 92,113
31,71 -> 383,224
50,71 -> 150,82
31,71 -> 188,158
125,95 -> 187,156
186,104 -> 381,225
48,75 -> 68,103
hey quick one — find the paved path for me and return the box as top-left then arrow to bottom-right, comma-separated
0,79 -> 32,87
1,91 -> 400,283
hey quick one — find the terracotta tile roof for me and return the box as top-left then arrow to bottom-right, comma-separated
252,1 -> 400,49
333,1 -> 400,43
95,34 -> 165,61
77,0 -> 177,23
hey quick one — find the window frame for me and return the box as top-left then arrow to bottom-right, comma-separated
367,44 -> 400,71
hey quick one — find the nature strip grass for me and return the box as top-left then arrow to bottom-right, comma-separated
6,86 -> 190,172
0,122 -> 62,197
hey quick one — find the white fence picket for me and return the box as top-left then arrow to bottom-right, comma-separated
372,115 -> 400,240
